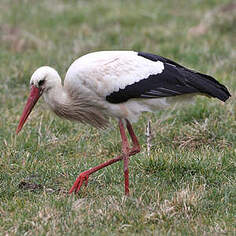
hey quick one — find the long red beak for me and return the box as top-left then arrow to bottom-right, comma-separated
16,85 -> 42,134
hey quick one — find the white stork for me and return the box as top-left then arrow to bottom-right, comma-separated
16,51 -> 231,195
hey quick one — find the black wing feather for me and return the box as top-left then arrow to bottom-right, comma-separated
106,52 -> 231,104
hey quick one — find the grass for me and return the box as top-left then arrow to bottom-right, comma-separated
0,0 -> 235,235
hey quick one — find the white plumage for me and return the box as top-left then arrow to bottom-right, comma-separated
66,51 -> 164,94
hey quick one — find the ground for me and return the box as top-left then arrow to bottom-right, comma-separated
0,0 -> 235,235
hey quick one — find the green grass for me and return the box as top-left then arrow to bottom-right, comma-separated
0,0 -> 235,235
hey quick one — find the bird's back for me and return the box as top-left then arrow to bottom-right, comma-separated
64,51 -> 164,98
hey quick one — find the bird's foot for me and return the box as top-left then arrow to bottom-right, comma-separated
68,171 -> 89,194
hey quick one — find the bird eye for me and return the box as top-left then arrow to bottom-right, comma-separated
38,79 -> 45,86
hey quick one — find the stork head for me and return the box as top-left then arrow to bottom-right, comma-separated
16,66 -> 61,134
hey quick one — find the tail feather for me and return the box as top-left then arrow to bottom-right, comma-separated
183,70 -> 231,102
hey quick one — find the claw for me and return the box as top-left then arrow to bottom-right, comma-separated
68,171 -> 89,194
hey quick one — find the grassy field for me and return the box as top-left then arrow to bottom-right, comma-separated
0,0 -> 235,235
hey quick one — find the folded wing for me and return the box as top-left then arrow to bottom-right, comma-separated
106,52 -> 231,103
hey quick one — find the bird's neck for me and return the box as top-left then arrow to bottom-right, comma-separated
43,84 -> 70,113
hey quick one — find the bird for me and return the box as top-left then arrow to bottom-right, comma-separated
16,51 -> 231,195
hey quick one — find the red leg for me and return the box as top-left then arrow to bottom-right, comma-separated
119,120 -> 130,195
68,154 -> 123,194
126,119 -> 141,155
69,119 -> 141,195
